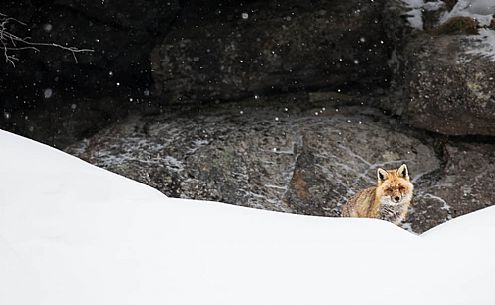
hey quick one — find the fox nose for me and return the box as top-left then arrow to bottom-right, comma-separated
394,196 -> 400,202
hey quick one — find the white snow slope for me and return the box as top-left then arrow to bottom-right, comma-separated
1,129 -> 495,305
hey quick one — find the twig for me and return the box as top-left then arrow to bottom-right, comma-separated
0,12 -> 94,67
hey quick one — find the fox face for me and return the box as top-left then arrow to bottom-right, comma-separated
375,164 -> 413,206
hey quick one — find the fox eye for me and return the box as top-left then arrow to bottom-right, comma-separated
386,188 -> 393,193
399,186 -> 405,192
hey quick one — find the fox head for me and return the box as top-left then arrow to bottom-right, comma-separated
375,164 -> 413,205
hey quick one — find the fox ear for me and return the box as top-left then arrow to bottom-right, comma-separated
397,164 -> 409,179
377,168 -> 388,183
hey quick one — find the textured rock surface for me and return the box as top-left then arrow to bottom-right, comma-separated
396,34 -> 495,136
407,142 -> 495,233
67,96 -> 495,233
151,0 -> 393,102
282,116 -> 440,217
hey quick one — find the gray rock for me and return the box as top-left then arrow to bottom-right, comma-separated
398,34 -> 495,136
408,142 -> 495,233
66,96 -> 495,234
151,0 -> 393,103
283,115 -> 440,217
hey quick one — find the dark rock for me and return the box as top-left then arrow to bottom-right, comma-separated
151,0 -> 393,103
65,95 -> 495,234
431,16 -> 479,35
283,113 -> 440,218
408,143 -> 495,233
382,1 -> 495,137
398,34 -> 495,136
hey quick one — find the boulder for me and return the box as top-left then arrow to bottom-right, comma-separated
283,114 -> 440,217
397,33 -> 495,136
383,0 -> 495,136
151,0 -> 393,103
408,142 -> 495,233
64,95 -> 495,233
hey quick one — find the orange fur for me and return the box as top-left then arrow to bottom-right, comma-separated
341,164 -> 413,225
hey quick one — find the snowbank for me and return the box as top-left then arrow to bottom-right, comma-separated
1,129 -> 494,305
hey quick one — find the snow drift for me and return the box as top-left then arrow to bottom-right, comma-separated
0,129 -> 494,305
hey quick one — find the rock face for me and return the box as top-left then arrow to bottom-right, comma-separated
408,142 -> 495,233
381,0 -> 495,136
282,115 -> 440,217
67,95 -> 495,234
151,0 -> 393,103
396,34 -> 495,136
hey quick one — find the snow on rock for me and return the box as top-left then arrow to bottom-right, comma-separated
401,0 -> 445,29
1,129 -> 495,305
402,0 -> 495,60
442,0 -> 495,60
464,28 -> 495,60
401,0 -> 428,30
442,0 -> 495,26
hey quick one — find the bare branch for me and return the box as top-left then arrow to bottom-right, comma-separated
0,12 -> 94,66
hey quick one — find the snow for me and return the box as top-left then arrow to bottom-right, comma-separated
464,28 -> 495,60
442,0 -> 495,26
43,88 -> 53,99
442,0 -> 495,60
1,129 -> 495,305
401,0 -> 428,30
401,0 -> 495,61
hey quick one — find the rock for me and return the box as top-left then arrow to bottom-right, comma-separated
408,142 -> 495,233
283,115 -> 440,217
64,95 -> 495,234
397,33 -> 495,136
67,95 -> 495,233
151,0 -> 393,103
383,1 -> 495,136
66,99 -> 304,212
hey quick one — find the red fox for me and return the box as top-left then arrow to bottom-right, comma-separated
341,164 -> 413,225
